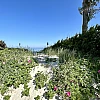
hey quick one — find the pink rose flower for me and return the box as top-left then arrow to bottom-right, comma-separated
28,60 -> 31,63
54,86 -> 58,91
66,91 -> 71,97
98,70 -> 100,73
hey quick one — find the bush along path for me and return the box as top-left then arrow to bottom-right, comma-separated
46,59 -> 100,100
32,54 -> 100,100
0,49 -> 100,100
0,48 -> 37,100
0,49 -> 54,100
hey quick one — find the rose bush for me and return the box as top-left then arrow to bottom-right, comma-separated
0,48 -> 36,99
45,58 -> 98,100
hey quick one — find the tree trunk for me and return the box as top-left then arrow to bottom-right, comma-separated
82,0 -> 88,33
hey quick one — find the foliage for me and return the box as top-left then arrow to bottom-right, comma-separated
47,42 -> 49,47
3,95 -> 11,100
0,40 -> 7,49
45,58 -> 57,63
21,84 -> 30,97
33,57 -> 39,63
43,48 -> 58,56
78,0 -> 100,33
46,58 -> 98,100
43,91 -> 55,99
79,0 -> 100,22
33,71 -> 48,90
34,95 -> 40,100
40,48 -> 100,99
0,48 -> 36,97
42,25 -> 100,57
59,49 -> 77,63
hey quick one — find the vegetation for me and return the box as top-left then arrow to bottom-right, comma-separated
3,95 -> 11,100
0,48 -> 36,98
40,25 -> 100,99
33,71 -> 48,90
0,40 -> 7,49
43,24 -> 100,57
40,49 -> 100,100
34,95 -> 40,100
0,25 -> 100,100
46,55 -> 99,99
0,1 -> 100,100
79,0 -> 100,33
21,84 -> 30,97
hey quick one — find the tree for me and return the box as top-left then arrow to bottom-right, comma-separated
19,43 -> 21,47
47,42 -> 49,47
0,40 -> 7,49
79,0 -> 100,33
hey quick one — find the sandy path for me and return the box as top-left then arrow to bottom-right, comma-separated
0,55 -> 59,100
0,64 -> 53,100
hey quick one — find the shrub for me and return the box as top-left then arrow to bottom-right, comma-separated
0,48 -> 36,97
34,71 -> 48,90
0,40 -> 7,49
46,58 -> 96,100
42,24 -> 100,57
3,95 -> 11,100
34,95 -> 40,100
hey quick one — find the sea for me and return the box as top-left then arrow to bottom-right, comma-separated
8,46 -> 45,52
32,47 -> 44,52
25,47 -> 45,52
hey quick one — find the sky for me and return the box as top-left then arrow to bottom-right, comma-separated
0,0 -> 100,48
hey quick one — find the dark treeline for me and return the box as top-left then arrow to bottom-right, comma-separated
0,40 -> 30,52
0,40 -> 7,50
43,24 -> 100,57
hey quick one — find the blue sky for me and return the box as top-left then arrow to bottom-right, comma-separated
0,0 -> 100,48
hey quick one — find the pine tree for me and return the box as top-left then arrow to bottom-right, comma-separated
79,0 -> 100,33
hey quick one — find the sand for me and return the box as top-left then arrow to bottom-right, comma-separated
0,63 -> 55,100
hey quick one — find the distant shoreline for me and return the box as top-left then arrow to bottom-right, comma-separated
32,47 -> 44,51
7,46 -> 45,52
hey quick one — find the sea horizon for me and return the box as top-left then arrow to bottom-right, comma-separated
8,46 -> 45,52
32,47 -> 44,51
